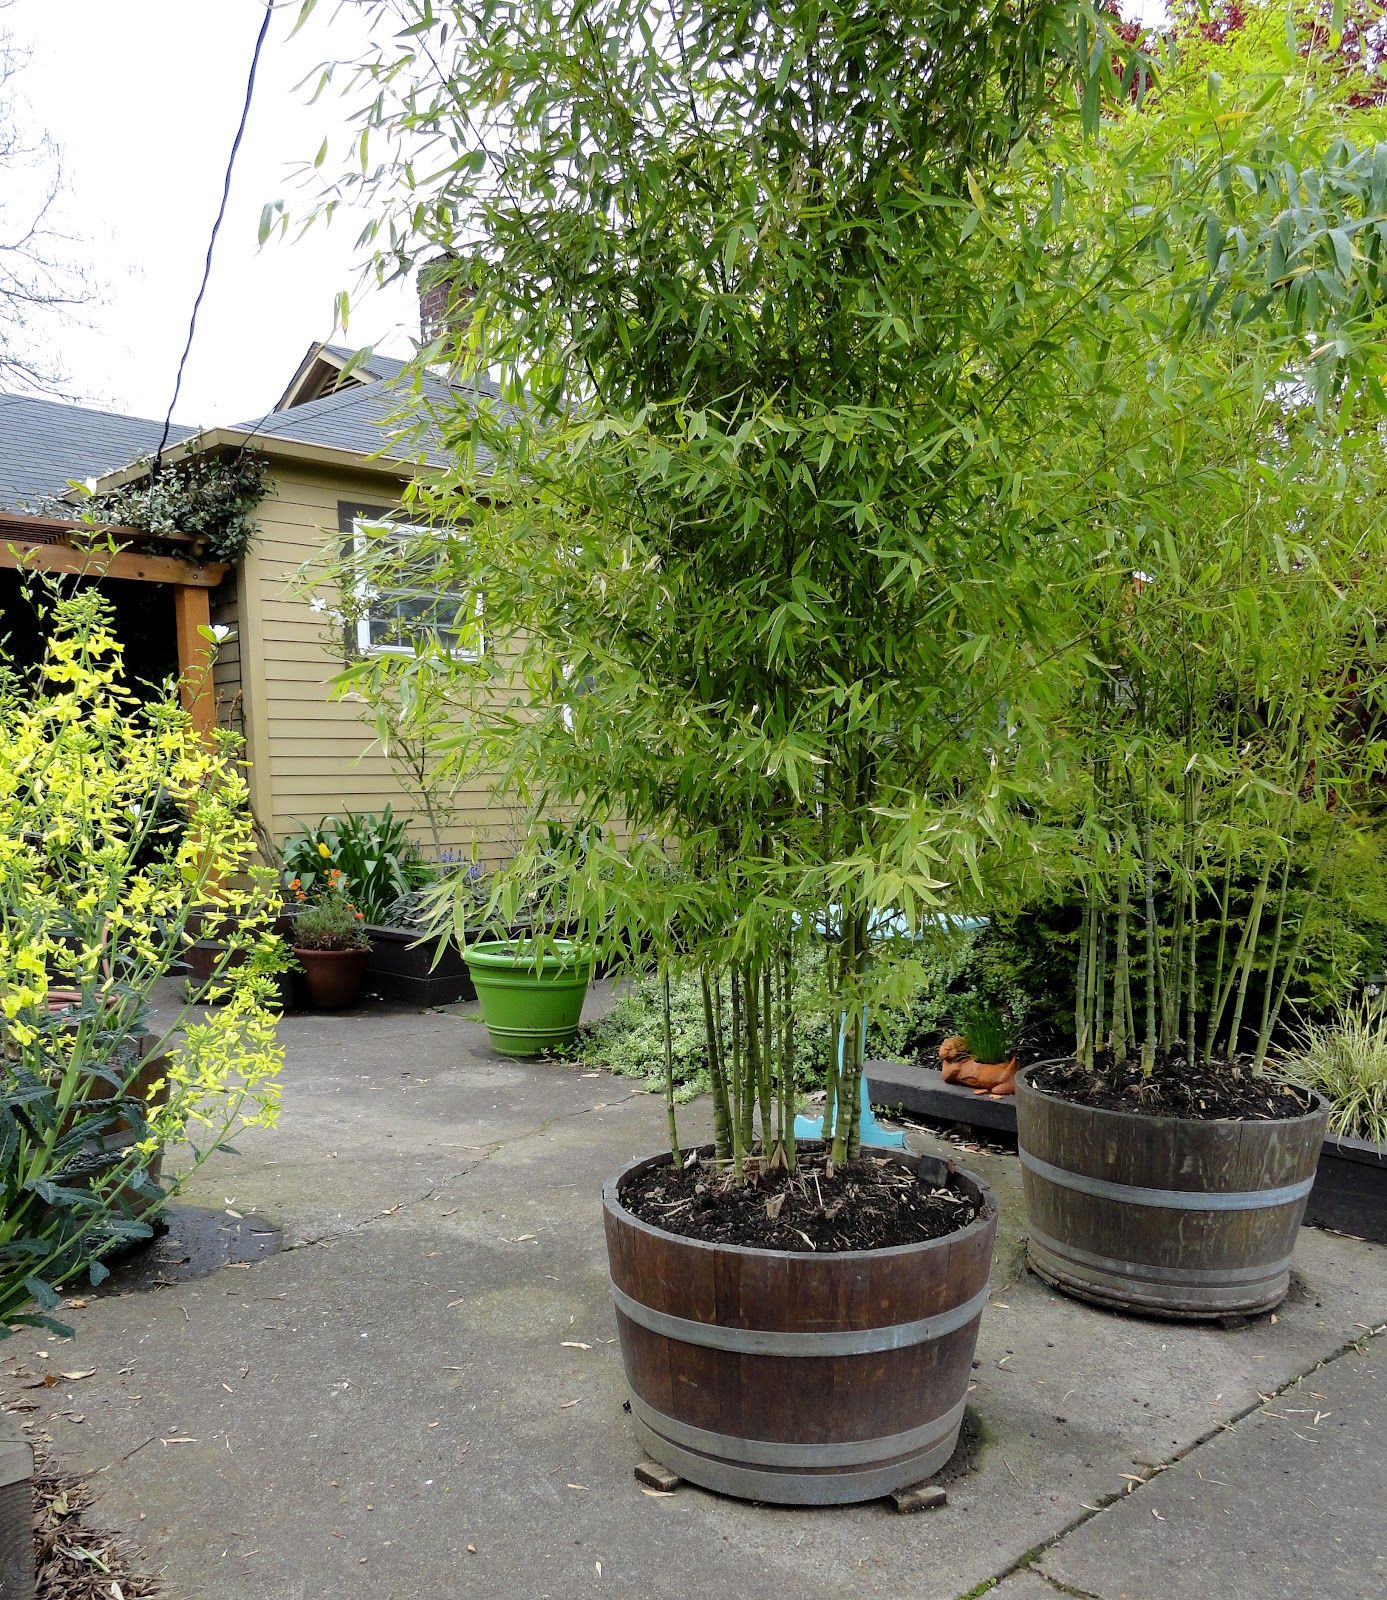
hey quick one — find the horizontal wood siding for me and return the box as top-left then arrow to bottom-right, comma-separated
243,463 -> 522,864
209,571 -> 243,736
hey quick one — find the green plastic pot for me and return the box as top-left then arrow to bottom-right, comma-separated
462,939 -> 594,1057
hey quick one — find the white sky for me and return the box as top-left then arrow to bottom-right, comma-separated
5,0 -> 1173,430
4,0 -> 416,428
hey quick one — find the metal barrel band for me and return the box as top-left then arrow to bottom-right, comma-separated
627,1391 -> 967,1470
609,1280 -> 989,1357
1018,1149 -> 1315,1212
629,1415 -> 961,1506
1026,1225 -> 1294,1286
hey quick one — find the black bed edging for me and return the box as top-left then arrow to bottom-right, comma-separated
866,1060 -> 1387,1246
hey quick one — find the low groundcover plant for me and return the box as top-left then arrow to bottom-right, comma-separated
291,873 -> 371,951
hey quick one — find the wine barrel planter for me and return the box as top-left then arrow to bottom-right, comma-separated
603,1148 -> 997,1505
1015,1065 -> 1330,1319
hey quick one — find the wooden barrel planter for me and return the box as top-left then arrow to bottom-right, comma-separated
603,1148 -> 997,1505
1015,1065 -> 1329,1319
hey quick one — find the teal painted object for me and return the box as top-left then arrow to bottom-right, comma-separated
794,1007 -> 907,1150
462,939 -> 594,1057
794,910 -> 989,1151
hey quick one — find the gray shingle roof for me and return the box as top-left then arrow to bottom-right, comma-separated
236,364 -> 507,475
0,393 -> 194,511
0,353 -> 507,510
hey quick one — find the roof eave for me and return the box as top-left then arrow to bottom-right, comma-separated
91,427 -> 437,494
275,342 -> 345,411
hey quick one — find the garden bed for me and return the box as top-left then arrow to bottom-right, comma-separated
1304,1130 -> 1387,1245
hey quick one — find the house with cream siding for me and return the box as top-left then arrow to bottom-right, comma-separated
0,340 -> 508,864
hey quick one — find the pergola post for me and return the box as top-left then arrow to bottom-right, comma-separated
172,584 -> 216,736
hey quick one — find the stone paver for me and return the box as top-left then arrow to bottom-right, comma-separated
3,995 -> 1385,1600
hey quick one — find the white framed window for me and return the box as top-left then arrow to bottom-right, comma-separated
351,517 -> 483,660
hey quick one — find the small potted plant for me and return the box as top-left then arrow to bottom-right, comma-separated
938,998 -> 1019,1098
291,874 -> 371,1010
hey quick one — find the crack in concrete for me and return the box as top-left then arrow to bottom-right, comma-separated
953,1322 -> 1387,1600
1024,1570 -> 1107,1600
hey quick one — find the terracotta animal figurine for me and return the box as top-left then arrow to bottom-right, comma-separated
938,1035 -> 1019,1098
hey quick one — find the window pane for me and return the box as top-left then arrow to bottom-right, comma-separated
354,518 -> 482,657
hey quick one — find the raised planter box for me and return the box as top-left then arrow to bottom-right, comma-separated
866,1060 -> 1387,1246
0,1414 -> 35,1600
364,925 -> 476,1008
1304,1130 -> 1387,1245
866,1059 -> 1018,1135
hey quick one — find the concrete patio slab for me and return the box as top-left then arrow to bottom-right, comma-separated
1037,1335 -> 1385,1600
4,994 -> 1385,1600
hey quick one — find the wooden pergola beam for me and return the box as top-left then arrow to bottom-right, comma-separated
172,586 -> 216,736
0,536 -> 226,588
0,513 -> 228,734
0,510 -> 198,546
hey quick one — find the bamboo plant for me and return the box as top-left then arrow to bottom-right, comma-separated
1055,14 -> 1387,1077
298,0 -> 1387,1161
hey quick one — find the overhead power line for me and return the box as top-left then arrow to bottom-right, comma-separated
153,0 -> 274,473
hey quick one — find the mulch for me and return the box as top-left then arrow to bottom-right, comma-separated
619,1144 -> 983,1251
1028,1053 -> 1316,1122
3,1407 -> 159,1600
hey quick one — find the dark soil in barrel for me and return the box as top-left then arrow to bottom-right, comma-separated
1029,1055 -> 1315,1122
619,1146 -> 983,1252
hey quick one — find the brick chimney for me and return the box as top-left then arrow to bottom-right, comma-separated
418,253 -> 476,355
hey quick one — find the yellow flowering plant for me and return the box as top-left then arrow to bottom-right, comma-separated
0,591 -> 284,1335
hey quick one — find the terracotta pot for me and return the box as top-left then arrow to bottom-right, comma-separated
293,946 -> 368,1010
